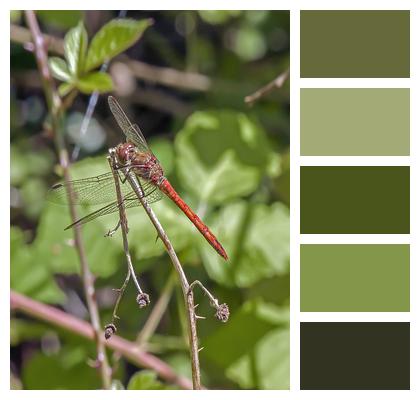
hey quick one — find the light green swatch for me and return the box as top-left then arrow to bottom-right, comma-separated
300,244 -> 410,312
301,88 -> 410,156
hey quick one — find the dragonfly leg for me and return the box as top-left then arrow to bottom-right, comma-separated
105,220 -> 121,237
120,166 -> 135,184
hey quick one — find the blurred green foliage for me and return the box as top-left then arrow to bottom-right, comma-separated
10,10 -> 289,390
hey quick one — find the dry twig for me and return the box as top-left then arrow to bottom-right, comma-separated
124,170 -> 202,389
244,67 -> 290,106
10,291 -> 194,389
24,10 -> 111,388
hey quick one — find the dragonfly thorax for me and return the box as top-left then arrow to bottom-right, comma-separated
116,142 -> 164,185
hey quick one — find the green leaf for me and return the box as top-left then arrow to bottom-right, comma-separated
203,299 -> 289,389
75,72 -> 113,94
111,380 -> 125,390
201,201 -> 289,287
48,57 -> 71,81
64,21 -> 88,75
85,18 -> 152,71
10,227 -> 65,303
58,82 -> 75,97
127,370 -> 175,390
22,346 -> 101,389
37,11 -> 82,30
198,10 -> 242,25
227,328 -> 289,389
175,110 -> 273,205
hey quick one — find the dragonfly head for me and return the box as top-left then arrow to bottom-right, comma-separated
116,142 -> 137,165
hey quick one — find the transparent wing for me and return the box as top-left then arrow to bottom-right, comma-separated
108,96 -> 149,151
48,171 -> 160,206
65,190 -> 163,229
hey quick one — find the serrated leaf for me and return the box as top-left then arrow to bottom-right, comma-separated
64,20 -> 88,75
175,110 -> 273,205
49,57 -> 71,81
85,18 -> 152,71
76,72 -> 113,94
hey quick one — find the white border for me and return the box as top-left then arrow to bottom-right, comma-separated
3,0 -> 420,398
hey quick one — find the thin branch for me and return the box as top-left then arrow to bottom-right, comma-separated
130,87 -> 192,117
11,23 -> 64,54
24,10 -> 111,389
125,57 -> 211,91
244,67 -> 290,106
10,291 -> 194,390
107,152 -> 145,296
189,281 -> 229,323
125,171 -> 202,389
109,269 -> 131,327
104,151 -> 149,330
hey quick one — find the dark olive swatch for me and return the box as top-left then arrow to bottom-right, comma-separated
300,10 -> 410,78
300,166 -> 410,234
300,322 -> 410,390
300,244 -> 410,312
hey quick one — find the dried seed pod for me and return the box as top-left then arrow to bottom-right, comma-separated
104,323 -> 117,340
215,303 -> 229,323
136,293 -> 150,308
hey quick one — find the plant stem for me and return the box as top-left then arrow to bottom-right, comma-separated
10,291 -> 194,389
125,172 -> 202,389
24,10 -> 111,389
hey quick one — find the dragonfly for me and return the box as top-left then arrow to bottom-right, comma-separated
49,96 -> 228,260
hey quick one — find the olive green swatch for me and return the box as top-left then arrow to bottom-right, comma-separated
300,11 -> 410,78
300,166 -> 410,234
300,244 -> 410,312
301,88 -> 410,156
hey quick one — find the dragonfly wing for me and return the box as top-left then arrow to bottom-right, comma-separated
48,171 -> 136,206
108,96 -> 149,151
65,189 -> 162,230
64,198 -> 139,229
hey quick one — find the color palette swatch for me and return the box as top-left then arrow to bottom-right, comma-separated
300,322 -> 410,390
300,166 -> 410,234
300,10 -> 410,78
299,9 -> 410,391
300,244 -> 410,312
301,89 -> 410,156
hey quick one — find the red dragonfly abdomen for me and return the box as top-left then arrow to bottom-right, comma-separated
159,179 -> 228,260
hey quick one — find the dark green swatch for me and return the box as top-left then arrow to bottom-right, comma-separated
300,244 -> 410,312
300,322 -> 410,390
301,88 -> 410,156
301,11 -> 410,78
300,166 -> 410,234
